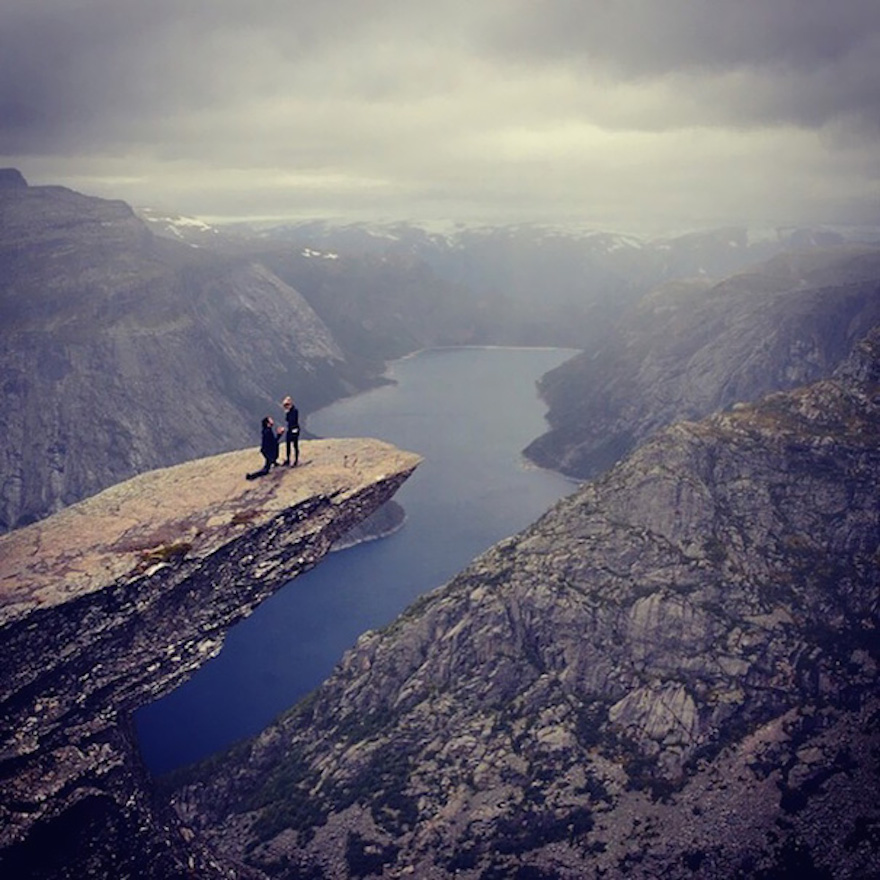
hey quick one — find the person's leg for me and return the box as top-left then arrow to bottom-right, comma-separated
292,432 -> 299,466
284,433 -> 292,466
247,455 -> 272,479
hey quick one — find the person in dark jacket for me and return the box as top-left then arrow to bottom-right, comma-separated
246,416 -> 284,480
281,395 -> 300,466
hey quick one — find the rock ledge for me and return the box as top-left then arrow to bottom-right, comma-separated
0,437 -> 420,877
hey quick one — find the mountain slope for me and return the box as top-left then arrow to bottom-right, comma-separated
241,221 -> 866,351
170,329 -> 880,878
0,176 -> 365,531
525,246 -> 880,478
0,439 -> 420,880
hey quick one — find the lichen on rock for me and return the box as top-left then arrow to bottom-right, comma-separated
0,437 -> 420,879
171,331 -> 880,879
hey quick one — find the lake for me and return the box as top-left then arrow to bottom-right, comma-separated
135,346 -> 579,773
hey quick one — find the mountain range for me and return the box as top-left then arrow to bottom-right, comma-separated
145,210 -> 874,353
0,173 -> 365,530
170,324 -> 880,879
1,169 -> 879,877
5,169 -> 841,532
525,246 -> 880,478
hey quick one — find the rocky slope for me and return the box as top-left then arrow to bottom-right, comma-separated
0,438 -> 420,879
526,246 -> 880,478
0,173 -> 372,532
171,330 -> 880,878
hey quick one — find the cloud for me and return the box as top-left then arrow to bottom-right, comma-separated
1,0 -> 878,231
485,1 -> 878,78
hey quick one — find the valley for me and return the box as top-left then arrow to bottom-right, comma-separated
1,171 -> 879,878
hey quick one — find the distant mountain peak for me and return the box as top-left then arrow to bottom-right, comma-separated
0,168 -> 27,189
135,206 -> 220,245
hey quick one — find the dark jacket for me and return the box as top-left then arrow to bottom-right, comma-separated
285,405 -> 300,434
260,423 -> 279,460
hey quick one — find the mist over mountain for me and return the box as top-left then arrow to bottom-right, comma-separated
525,246 -> 880,478
3,167 -> 880,877
5,169 -> 878,535
145,211 -> 879,355
4,1 -> 880,874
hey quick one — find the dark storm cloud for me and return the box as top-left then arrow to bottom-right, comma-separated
0,0 -> 415,153
483,0 -> 880,132
486,0 -> 877,76
1,1 -> 878,230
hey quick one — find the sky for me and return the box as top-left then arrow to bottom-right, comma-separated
1,0 -> 879,234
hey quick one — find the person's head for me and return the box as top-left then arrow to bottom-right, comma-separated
261,416 -> 271,429
282,396 -> 293,409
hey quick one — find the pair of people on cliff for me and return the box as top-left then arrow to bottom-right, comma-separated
246,396 -> 299,480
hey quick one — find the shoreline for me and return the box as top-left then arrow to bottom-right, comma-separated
309,344 -> 580,421
330,515 -> 407,552
308,346 -> 581,510
330,499 -> 408,552
310,346 -> 582,552
396,343 -> 582,362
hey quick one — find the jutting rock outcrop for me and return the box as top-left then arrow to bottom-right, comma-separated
0,438 -> 420,879
173,331 -> 880,878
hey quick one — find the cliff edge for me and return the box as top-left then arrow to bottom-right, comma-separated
0,438 -> 421,878
173,335 -> 880,878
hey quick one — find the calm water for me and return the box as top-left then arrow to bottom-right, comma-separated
135,347 -> 578,773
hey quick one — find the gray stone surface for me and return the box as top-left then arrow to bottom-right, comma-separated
526,247 -> 880,479
174,331 -> 880,878
0,438 -> 420,878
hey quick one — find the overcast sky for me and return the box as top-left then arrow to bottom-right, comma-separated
1,0 -> 878,233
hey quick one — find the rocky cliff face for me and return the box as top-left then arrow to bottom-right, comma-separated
0,174 -> 371,532
526,246 -> 880,479
0,167 -> 28,189
172,331 -> 880,878
0,438 -> 420,879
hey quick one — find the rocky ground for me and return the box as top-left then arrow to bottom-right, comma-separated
0,438 -> 420,879
172,331 -> 880,878
526,246 -> 880,479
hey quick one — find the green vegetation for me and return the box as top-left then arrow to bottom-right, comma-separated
574,698 -> 611,750
248,746 -> 328,844
494,803 -> 594,855
335,707 -> 400,744
703,535 -> 727,566
248,735 -> 418,846
480,862 -> 561,880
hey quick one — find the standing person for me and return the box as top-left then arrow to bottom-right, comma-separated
246,416 -> 284,480
282,396 -> 300,467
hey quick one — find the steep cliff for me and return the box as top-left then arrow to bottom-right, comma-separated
172,332 -> 880,878
0,174 -> 371,532
526,246 -> 880,479
0,438 -> 420,879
